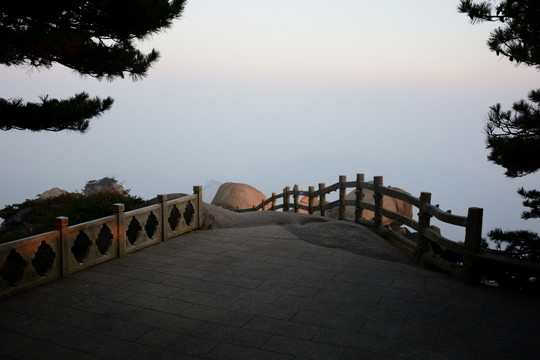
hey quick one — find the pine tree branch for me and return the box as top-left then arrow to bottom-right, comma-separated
0,93 -> 113,132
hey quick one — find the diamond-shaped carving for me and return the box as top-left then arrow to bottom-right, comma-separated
0,250 -> 26,287
183,201 -> 195,226
126,217 -> 142,245
96,224 -> 113,255
168,205 -> 181,231
145,212 -> 159,239
72,230 -> 91,263
32,241 -> 55,277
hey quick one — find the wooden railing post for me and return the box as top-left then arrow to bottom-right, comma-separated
114,204 -> 126,257
463,207 -> 483,284
373,176 -> 383,228
308,186 -> 315,215
271,192 -> 276,211
283,187 -> 290,213
355,173 -> 365,223
158,194 -> 168,241
193,186 -> 203,228
56,216 -> 69,277
319,183 -> 326,217
414,192 -> 432,263
293,185 -> 299,213
339,175 -> 347,220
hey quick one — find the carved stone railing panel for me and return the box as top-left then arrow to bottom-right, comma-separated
167,195 -> 198,238
0,231 -> 61,296
65,215 -> 118,275
123,204 -> 162,255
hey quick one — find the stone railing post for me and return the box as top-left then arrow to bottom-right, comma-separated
319,183 -> 326,217
373,176 -> 383,229
355,173 -> 365,223
308,186 -> 315,215
193,186 -> 203,229
283,187 -> 290,213
339,175 -> 347,220
56,216 -> 69,277
463,207 -> 483,284
414,192 -> 432,263
158,194 -> 168,241
114,204 -> 126,257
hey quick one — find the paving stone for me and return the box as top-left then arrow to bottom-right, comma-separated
72,296 -> 145,320
129,309 -> 203,334
194,261 -> 252,276
181,251 -> 239,265
377,297 -> 447,317
49,277 -> 136,301
166,333 -> 220,356
207,342 -> 293,360
122,293 -> 192,315
214,284 -> 281,303
437,331 -> 521,359
151,350 -> 204,360
272,294 -> 340,314
203,272 -> 264,289
315,288 -> 381,307
161,275 -> 224,292
405,313 -> 481,336
136,328 -> 180,349
228,299 -> 298,320
335,303 -> 408,323
243,269 -> 302,285
391,340 -> 476,360
299,277 -> 358,292
339,348 -> 391,360
243,315 -> 320,340
76,334 -> 161,360
19,340 -> 103,360
182,303 -> 254,327
354,283 -> 418,302
0,329 -> 38,359
291,309 -> 365,332
261,334 -> 345,360
230,258 -> 287,271
191,322 -> 271,348
313,327 -> 394,353
257,281 -> 320,298
169,288 -> 238,309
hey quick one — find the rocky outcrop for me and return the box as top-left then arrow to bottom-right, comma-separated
38,187 -> 68,200
211,182 -> 269,211
83,177 -> 126,196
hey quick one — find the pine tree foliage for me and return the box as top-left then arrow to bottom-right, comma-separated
459,1 -> 540,291
485,89 -> 540,177
458,0 -> 540,67
0,1 -> 186,132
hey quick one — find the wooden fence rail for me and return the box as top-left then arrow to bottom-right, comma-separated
237,174 -> 540,284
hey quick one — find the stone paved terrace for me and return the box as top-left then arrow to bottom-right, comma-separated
0,224 -> 538,360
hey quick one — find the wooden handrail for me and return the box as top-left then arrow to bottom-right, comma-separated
235,173 -> 540,285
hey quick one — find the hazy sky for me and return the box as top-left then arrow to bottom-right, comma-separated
1,0 -> 539,239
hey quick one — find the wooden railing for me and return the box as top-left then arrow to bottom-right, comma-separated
0,186 -> 203,298
238,174 -> 540,284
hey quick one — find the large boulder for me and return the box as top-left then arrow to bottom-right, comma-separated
327,185 -> 413,227
211,182 -> 269,211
